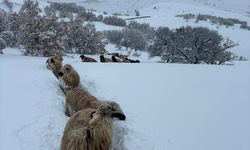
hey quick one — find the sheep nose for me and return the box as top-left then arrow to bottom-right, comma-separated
112,112 -> 126,121
58,72 -> 64,76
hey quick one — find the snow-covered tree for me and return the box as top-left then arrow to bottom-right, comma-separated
17,0 -> 63,56
0,31 -> 15,47
6,12 -> 21,47
149,26 -> 237,64
0,10 -> 7,33
0,37 -> 6,54
104,28 -> 147,51
104,30 -> 123,45
148,27 -> 172,58
62,18 -> 105,54
121,28 -> 146,51
17,0 -> 41,56
128,21 -> 155,40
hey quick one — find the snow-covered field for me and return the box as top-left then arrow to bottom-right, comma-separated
0,48 -> 250,150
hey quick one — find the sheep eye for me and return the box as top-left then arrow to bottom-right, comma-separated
66,67 -> 70,71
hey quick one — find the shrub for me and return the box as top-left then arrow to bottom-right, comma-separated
103,16 -> 126,27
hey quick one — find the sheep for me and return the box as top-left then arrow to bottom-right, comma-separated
80,54 -> 97,62
125,58 -> 140,63
46,53 -> 63,79
100,55 -> 112,63
111,55 -> 122,63
58,64 -> 80,93
61,104 -> 114,150
118,54 -> 128,60
65,86 -> 126,121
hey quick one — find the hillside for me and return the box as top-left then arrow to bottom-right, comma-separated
52,0 -> 250,17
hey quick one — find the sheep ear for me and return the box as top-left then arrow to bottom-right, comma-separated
90,111 -> 96,118
112,112 -> 126,121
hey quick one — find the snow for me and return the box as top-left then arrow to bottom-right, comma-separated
0,48 -> 67,150
1,48 -> 250,150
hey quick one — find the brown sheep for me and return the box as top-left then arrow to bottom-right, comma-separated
58,64 -> 80,92
65,86 -> 126,121
61,104 -> 114,150
100,55 -> 112,63
80,55 -> 97,62
46,54 -> 63,79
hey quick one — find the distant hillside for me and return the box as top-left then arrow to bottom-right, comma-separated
49,0 -> 250,16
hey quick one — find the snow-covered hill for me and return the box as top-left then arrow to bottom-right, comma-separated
52,0 -> 250,17
0,48 -> 250,150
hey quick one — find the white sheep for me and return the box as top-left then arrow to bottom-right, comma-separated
65,86 -> 126,121
61,104 -> 114,150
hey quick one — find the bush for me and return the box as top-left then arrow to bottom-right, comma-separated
176,13 -> 195,20
103,16 -> 126,27
135,10 -> 140,16
178,13 -> 250,30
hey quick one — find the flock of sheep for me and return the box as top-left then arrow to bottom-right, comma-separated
46,53 -> 126,150
80,53 -> 140,63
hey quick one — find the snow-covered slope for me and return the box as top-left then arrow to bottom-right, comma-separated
136,2 -> 250,60
53,0 -> 250,17
1,48 -> 250,150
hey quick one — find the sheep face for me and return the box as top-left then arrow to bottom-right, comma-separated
58,64 -> 72,77
80,54 -> 85,60
46,55 -> 63,79
58,64 -> 80,90
100,55 -> 105,62
97,104 -> 113,115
